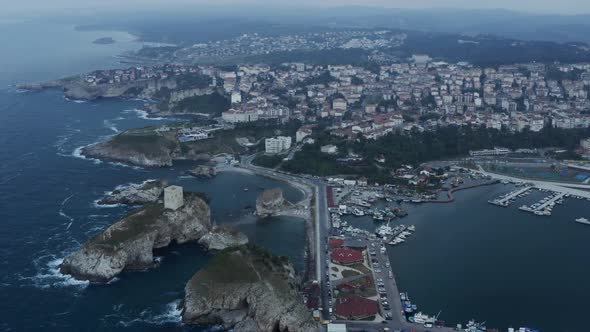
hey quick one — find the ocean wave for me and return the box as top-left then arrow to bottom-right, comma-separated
64,97 -> 87,104
103,120 -> 120,134
92,199 -> 125,209
115,300 -> 182,327
61,194 -> 74,206
22,256 -> 89,290
72,145 -> 102,165
0,172 -> 21,185
59,210 -> 74,222
124,108 -> 166,121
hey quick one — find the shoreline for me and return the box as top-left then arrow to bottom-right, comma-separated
237,163 -> 318,283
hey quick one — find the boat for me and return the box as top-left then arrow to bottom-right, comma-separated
410,312 -> 434,324
576,217 -> 590,225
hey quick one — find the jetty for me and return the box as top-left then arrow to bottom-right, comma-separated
518,192 -> 566,216
478,167 -> 590,199
488,186 -> 532,207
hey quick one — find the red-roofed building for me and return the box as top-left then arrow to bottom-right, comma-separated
331,248 -> 363,265
334,295 -> 379,320
329,238 -> 344,249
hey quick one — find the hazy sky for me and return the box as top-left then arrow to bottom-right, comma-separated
3,0 -> 590,15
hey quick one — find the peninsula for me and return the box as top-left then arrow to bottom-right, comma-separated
181,245 -> 319,332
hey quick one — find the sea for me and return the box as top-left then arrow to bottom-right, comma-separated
0,20 -> 304,331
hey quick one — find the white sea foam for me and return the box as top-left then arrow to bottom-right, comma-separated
0,172 -> 21,185
103,119 -> 120,133
92,199 -> 125,209
64,97 -> 87,104
25,256 -> 89,289
72,145 -> 102,165
61,194 -> 74,206
59,210 -> 74,222
124,108 -> 166,121
115,300 -> 182,327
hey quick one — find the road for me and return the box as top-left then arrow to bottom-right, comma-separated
240,154 -> 331,320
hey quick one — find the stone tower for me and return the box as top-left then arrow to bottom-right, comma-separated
164,185 -> 184,210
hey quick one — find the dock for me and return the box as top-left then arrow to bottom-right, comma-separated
488,186 -> 532,207
518,192 -> 565,216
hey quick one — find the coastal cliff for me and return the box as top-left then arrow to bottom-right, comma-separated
64,78 -> 177,101
97,180 -> 167,206
256,188 -> 286,217
60,194 -> 211,282
82,131 -> 181,167
82,129 -> 211,167
181,245 -> 319,332
198,226 -> 249,251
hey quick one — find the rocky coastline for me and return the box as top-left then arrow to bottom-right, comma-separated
255,188 -> 287,217
188,165 -> 217,179
181,245 -> 318,332
60,193 -> 247,282
97,179 -> 167,206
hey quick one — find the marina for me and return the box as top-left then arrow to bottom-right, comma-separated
488,186 -> 532,207
518,192 -> 566,216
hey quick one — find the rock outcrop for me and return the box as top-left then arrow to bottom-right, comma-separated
82,132 -> 181,167
181,245 -> 319,332
62,78 -> 177,101
256,188 -> 286,217
60,194 -> 211,282
198,226 -> 249,250
188,165 -> 217,179
97,180 -> 167,206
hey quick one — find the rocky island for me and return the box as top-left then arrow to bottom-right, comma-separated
256,188 -> 287,217
188,165 -> 217,179
93,37 -> 116,45
97,179 -> 167,206
181,245 -> 318,332
198,225 -> 248,250
61,188 -> 247,282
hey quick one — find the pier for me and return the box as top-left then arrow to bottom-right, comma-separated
478,167 -> 590,199
519,192 -> 566,216
488,186 -> 532,207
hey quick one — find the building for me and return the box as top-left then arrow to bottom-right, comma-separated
265,136 -> 292,154
164,185 -> 184,210
334,296 -> 379,320
296,127 -> 313,143
364,104 -> 377,114
230,91 -> 242,104
221,109 -> 258,123
321,144 -> 338,155
331,248 -> 363,265
469,147 -> 511,157
327,323 -> 347,332
332,98 -> 347,112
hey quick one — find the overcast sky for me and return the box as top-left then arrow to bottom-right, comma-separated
3,0 -> 590,15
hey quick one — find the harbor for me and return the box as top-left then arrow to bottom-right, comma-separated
387,182 -> 590,332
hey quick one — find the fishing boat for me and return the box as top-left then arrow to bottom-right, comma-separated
576,217 -> 590,225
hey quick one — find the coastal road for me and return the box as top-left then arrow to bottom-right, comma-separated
239,155 -> 331,316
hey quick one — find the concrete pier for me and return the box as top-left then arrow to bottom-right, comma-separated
489,186 -> 532,207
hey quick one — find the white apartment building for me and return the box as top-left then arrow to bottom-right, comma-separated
265,136 -> 292,154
